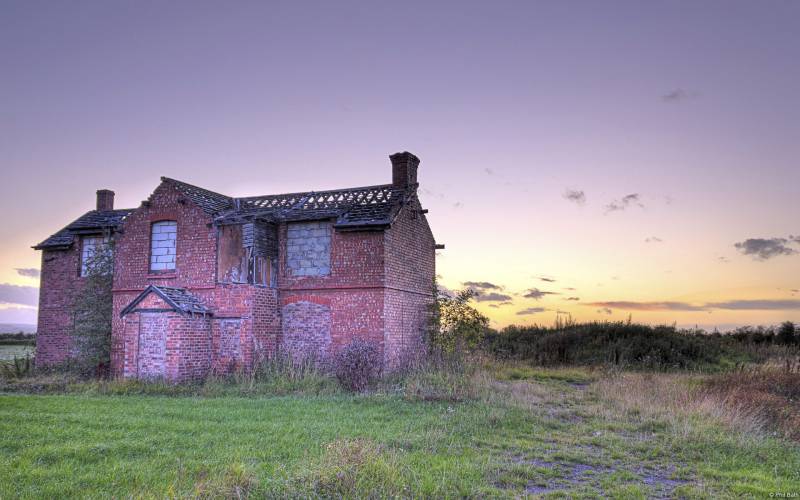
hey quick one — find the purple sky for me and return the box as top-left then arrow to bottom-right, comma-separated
1,1 -> 799,328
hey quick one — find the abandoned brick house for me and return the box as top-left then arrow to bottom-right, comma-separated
33,152 -> 437,381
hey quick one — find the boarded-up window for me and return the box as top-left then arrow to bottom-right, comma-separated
217,319 -> 242,360
286,221 -> 331,277
150,221 -> 177,271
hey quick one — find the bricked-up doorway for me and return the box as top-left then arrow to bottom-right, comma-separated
137,312 -> 167,379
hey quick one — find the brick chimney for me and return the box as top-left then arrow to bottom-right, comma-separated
96,189 -> 115,211
390,151 -> 420,188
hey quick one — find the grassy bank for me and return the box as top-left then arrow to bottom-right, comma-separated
2,363 -> 799,497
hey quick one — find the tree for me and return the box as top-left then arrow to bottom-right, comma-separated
428,284 -> 489,353
70,240 -> 114,375
777,321 -> 796,346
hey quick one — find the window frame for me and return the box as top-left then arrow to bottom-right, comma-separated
79,235 -> 107,277
149,220 -> 178,274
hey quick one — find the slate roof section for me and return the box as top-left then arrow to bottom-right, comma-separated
215,184 -> 410,229
34,209 -> 133,250
120,285 -> 212,316
161,177 -> 234,215
36,177 -> 414,251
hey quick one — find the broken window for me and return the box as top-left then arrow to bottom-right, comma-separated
217,221 -> 277,286
150,221 -> 177,272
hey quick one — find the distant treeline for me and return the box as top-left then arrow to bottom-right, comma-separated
0,333 -> 36,345
482,320 -> 797,370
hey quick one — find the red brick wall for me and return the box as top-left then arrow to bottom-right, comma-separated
207,284 -> 280,374
112,181 -> 217,377
36,246 -> 83,366
120,291 -> 213,382
383,198 -> 436,367
166,314 -> 212,382
112,182 -> 217,292
43,178 -> 435,379
278,221 -> 387,361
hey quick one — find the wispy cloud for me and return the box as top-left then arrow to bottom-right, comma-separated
0,284 -> 39,307
488,301 -> 513,309
734,237 -> 799,260
463,281 -> 503,291
524,288 -> 559,300
661,88 -> 698,102
517,307 -> 547,315
564,297 -> 580,301
586,301 -> 705,311
0,304 -> 37,324
462,281 -> 513,302
586,299 -> 800,312
437,283 -> 455,298
705,300 -> 800,311
537,276 -> 556,283
644,237 -> 663,243
604,193 -> 644,214
563,189 -> 586,206
484,168 -> 494,176
474,292 -> 514,303
597,308 -> 613,315
15,268 -> 40,279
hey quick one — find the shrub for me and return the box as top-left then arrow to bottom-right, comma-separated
0,355 -> 33,379
333,339 -> 381,392
778,321 -> 797,346
70,241 -> 114,376
428,287 -> 489,353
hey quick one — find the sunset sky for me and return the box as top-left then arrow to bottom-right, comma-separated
1,1 -> 798,329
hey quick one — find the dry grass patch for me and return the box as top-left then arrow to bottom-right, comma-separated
703,365 -> 800,441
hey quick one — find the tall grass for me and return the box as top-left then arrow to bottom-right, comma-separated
592,362 -> 800,442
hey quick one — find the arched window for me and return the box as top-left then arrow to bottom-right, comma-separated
150,221 -> 177,272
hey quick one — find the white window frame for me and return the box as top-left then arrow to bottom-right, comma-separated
150,221 -> 177,272
80,235 -> 107,277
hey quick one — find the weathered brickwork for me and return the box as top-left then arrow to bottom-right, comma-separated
281,298 -> 332,361
120,290 -> 213,382
137,312 -> 168,378
35,246 -> 82,366
215,319 -> 242,368
383,197 -> 436,367
37,152 -> 437,381
286,221 -> 332,277
111,182 -> 219,379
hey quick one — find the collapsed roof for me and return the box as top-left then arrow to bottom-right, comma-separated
34,177 -> 415,249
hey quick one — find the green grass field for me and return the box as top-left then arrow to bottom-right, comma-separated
1,368 -> 798,498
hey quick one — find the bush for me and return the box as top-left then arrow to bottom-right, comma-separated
428,287 -> 489,353
483,321 -> 741,370
334,339 -> 381,392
